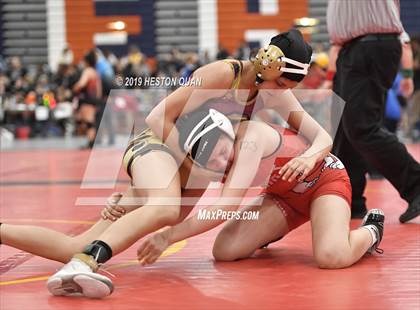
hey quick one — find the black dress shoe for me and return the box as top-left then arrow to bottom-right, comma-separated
399,195 -> 420,223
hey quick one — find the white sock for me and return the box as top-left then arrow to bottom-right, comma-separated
363,225 -> 378,246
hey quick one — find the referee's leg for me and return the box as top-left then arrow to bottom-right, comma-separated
334,40 -> 420,221
332,46 -> 369,218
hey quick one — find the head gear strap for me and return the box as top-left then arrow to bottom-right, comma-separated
253,44 -> 309,85
183,109 -> 235,154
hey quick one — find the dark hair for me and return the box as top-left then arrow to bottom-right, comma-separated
270,29 -> 312,82
84,50 -> 97,68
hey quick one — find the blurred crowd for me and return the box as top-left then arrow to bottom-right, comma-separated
0,42 -> 255,145
0,35 -> 419,146
0,45 -> 194,144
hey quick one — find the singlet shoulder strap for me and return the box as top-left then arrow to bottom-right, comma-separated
222,59 -> 243,89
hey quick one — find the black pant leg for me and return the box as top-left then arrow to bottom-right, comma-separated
336,40 -> 420,203
332,46 -> 368,211
333,121 -> 368,210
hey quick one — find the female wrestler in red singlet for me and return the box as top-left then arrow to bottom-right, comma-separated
137,109 -> 385,270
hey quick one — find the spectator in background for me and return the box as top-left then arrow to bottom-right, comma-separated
168,47 -> 185,74
216,44 -> 230,60
58,45 -> 74,66
103,49 -> 119,71
73,50 -> 102,149
384,73 -> 407,134
407,35 -> 420,141
96,49 -> 114,84
294,52 -> 329,129
59,64 -> 80,91
300,53 -> 328,89
6,57 -> 26,83
0,55 -> 6,73
327,0 -> 420,222
0,73 -> 7,97
180,53 -> 199,80
199,50 -> 211,65
235,40 -> 251,60
95,49 -> 115,145
121,45 -> 150,84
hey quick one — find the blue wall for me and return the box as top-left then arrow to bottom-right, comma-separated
401,0 -> 420,36
94,0 -> 156,57
247,0 -> 260,13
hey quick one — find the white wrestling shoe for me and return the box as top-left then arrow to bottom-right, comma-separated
47,254 -> 114,298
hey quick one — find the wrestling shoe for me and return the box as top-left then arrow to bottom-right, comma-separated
360,209 -> 385,254
47,253 -> 113,298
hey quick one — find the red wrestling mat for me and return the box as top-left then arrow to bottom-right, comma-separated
1,146 -> 419,310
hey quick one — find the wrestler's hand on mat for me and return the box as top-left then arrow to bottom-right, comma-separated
279,155 -> 317,183
137,230 -> 170,266
101,192 -> 125,221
